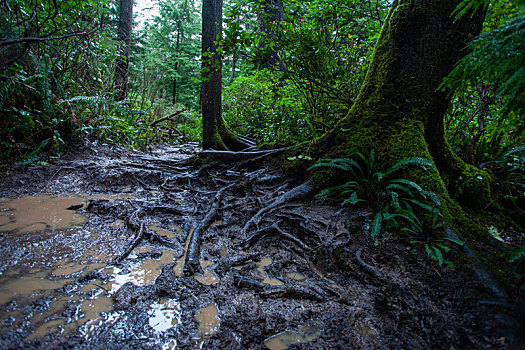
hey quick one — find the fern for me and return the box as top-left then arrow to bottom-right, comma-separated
442,8 -> 525,117
309,150 -> 442,239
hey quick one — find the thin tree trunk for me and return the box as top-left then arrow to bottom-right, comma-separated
114,0 -> 133,101
256,0 -> 283,70
201,0 -> 252,150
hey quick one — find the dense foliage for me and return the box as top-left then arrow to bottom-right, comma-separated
0,0 -> 523,208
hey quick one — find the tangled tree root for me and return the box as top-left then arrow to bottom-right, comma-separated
240,220 -> 311,251
240,181 -> 315,237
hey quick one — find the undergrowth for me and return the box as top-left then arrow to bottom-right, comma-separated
309,150 -> 463,266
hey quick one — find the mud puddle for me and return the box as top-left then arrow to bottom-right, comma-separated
264,320 -> 322,350
0,192 -> 188,343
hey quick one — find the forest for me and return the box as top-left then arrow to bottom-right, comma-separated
0,0 -> 524,348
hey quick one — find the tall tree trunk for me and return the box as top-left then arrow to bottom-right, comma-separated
201,0 -> 251,150
321,0 -> 487,222
114,0 -> 133,101
173,22 -> 181,105
256,0 -> 283,70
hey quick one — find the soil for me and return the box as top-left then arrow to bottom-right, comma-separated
0,143 -> 523,349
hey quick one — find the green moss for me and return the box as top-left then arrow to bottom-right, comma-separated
203,128 -> 228,150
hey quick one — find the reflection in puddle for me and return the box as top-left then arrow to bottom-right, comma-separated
149,224 -> 179,239
196,304 -> 220,336
264,320 -> 322,350
148,299 -> 181,334
0,192 -> 186,343
0,195 -> 87,233
109,249 -> 175,291
256,257 -> 283,286
285,272 -> 306,281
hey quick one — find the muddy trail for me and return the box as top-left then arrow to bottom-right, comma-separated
0,144 -> 522,349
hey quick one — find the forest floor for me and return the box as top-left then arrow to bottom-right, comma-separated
0,143 -> 523,349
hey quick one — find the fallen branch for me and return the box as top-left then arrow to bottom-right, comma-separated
149,108 -> 187,127
241,181 -> 315,237
355,248 -> 386,281
183,184 -> 235,276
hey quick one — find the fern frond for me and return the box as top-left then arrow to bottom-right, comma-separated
371,213 -> 383,238
383,157 -> 434,177
308,158 -> 362,177
387,178 -> 423,191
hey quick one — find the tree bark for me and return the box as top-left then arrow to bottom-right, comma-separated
201,0 -> 251,150
172,21 -> 182,105
321,0 -> 487,220
114,0 -> 133,101
256,0 -> 283,70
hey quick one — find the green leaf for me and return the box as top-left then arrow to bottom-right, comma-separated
443,237 -> 464,246
433,246 -> 444,266
371,213 -> 383,238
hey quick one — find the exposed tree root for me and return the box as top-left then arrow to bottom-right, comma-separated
241,181 -> 315,237
445,228 -> 507,300
115,211 -> 145,264
355,248 -> 386,281
214,253 -> 261,278
183,184 -> 235,276
233,274 -> 337,302
200,148 -> 288,163
240,221 -> 311,251
239,223 -> 276,248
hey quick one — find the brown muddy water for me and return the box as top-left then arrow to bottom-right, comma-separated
0,193 -> 193,347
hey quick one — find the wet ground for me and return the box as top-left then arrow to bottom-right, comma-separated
0,143 -> 523,349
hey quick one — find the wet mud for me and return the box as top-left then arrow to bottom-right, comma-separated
0,143 -> 523,349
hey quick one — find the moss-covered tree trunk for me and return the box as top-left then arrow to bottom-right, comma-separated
324,0 -> 488,219
201,0 -> 251,151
